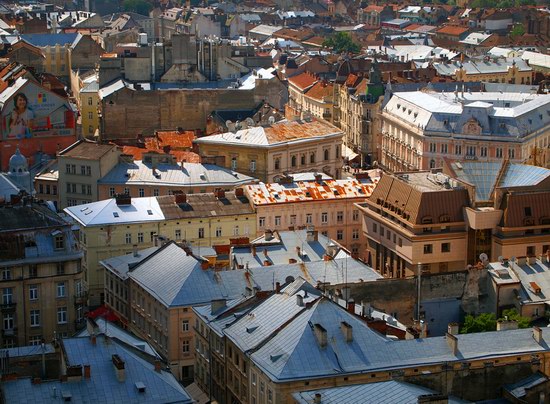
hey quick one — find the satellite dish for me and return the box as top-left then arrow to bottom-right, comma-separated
479,253 -> 488,263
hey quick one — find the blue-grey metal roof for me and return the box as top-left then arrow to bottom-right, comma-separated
0,343 -> 55,358
505,372 -> 548,399
20,33 -> 79,47
292,380 -> 468,404
129,242 -> 236,307
98,161 -> 256,188
76,318 -> 160,358
3,335 -> 192,404
100,246 -> 160,280
249,296 -> 550,382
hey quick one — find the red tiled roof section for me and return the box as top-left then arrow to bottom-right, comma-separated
436,25 -> 469,36
265,119 -> 340,143
305,81 -> 333,101
288,72 -> 318,91
364,5 -> 384,12
146,130 -> 195,150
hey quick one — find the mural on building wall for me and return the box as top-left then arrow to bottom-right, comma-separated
2,82 -> 75,139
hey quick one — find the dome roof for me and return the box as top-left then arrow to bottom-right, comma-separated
9,147 -> 28,172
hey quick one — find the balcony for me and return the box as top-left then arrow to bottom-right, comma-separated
2,328 -> 16,337
0,303 -> 16,312
74,292 -> 88,305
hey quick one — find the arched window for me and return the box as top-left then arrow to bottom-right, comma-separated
291,155 -> 297,167
324,149 -> 329,161
274,158 -> 280,170
310,152 -> 316,164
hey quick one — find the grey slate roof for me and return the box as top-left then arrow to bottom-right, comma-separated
292,381 -> 468,404
3,335 -> 192,404
100,246 -> 160,280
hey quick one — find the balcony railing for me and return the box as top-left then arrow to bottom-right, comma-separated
0,303 -> 16,312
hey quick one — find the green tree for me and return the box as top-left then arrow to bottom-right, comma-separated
460,313 -> 497,333
322,32 -> 360,54
510,23 -> 526,38
123,0 -> 152,16
499,308 -> 530,328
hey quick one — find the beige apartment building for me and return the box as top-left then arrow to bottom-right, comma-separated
195,119 -> 344,182
0,201 -> 85,348
34,161 -> 59,210
58,141 -> 120,209
380,90 -> 550,173
357,171 -> 470,277
64,190 -> 256,306
244,174 -> 378,260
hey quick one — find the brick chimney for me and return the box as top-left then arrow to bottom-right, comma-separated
154,360 -> 162,373
112,354 -> 125,382
347,298 -> 355,314
175,193 -> 187,204
447,323 -> 459,335
235,188 -> 244,197
84,364 -> 91,379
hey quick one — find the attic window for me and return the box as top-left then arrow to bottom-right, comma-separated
505,102 -> 510,108
135,381 -> 146,393
113,212 -> 119,218
397,103 -> 401,109
246,326 -> 258,333
443,119 -> 448,125
147,210 -> 153,215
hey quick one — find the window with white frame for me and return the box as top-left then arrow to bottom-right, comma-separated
250,160 -> 256,172
259,217 -> 265,227
29,335 -> 42,346
216,226 -> 222,237
508,148 -> 515,159
352,229 -> 359,239
138,232 -> 144,243
3,313 -> 13,330
57,307 -> 67,324
321,212 -> 328,224
496,147 -> 503,158
274,216 -> 281,226
2,288 -> 12,305
30,310 -> 40,327
125,233 -> 132,244
198,228 -> 205,239
139,188 -> 145,197
233,226 -> 239,236
306,214 -> 312,224
289,215 -> 296,225
182,320 -> 189,332
57,282 -> 65,298
109,187 -> 115,197
29,285 -> 38,301
231,157 -> 237,170
182,339 -> 190,353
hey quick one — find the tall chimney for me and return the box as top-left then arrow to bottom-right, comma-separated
347,298 -> 355,314
314,393 -> 322,404
84,364 -> 91,379
133,244 -> 138,257
446,333 -> 458,355
533,326 -> 543,344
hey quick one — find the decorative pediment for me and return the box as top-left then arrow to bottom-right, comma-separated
462,118 -> 482,135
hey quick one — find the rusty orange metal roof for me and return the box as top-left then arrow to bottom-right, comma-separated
245,177 -> 379,206
145,131 -> 195,150
305,81 -> 333,102
288,72 -> 318,91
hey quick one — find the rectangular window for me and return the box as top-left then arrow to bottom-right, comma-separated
125,233 -> 132,244
139,188 -> 145,197
29,335 -> 42,346
3,313 -> 14,330
109,187 -> 115,197
231,158 -> 238,170
86,166 -> 91,176
353,210 -> 359,221
87,185 -> 92,195
321,212 -> 328,224
480,146 -> 487,157
423,244 -> 433,254
65,164 -> 71,174
54,235 -> 64,250
182,340 -> 190,353
527,246 -> 535,256
57,307 -> 67,324
455,145 -> 462,155
182,320 -> 189,332
337,230 -> 343,240
441,243 -> 451,253
233,226 -> 239,236
30,310 -> 40,327
124,187 -> 130,195
175,230 -> 181,240
39,184 -> 44,194
81,184 -> 86,195
306,214 -> 312,224
153,189 -> 159,196
71,165 -> 76,174
2,288 -> 12,305
508,148 -> 515,159
274,216 -> 281,226
352,229 -> 359,239
198,228 -> 205,239
496,147 -> 503,158
373,223 -> 377,233
250,160 -> 256,172
216,227 -> 222,237
259,217 -> 265,227
57,262 -> 65,275
337,211 -> 344,222
441,144 -> 448,154
81,165 -> 86,175
290,215 -> 296,225
29,285 -> 38,300
53,185 -> 57,195
88,97 -> 93,106
88,112 -> 93,119
138,232 -> 144,243
57,282 -> 66,298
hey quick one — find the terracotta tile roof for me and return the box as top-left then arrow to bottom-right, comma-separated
122,147 -> 201,163
436,25 -> 469,36
302,36 -> 325,47
305,81 -> 333,101
345,74 -> 362,88
354,78 -> 368,94
264,119 -> 341,143
404,23 -> 422,31
145,130 -> 195,150
364,5 -> 385,12
288,72 -> 318,91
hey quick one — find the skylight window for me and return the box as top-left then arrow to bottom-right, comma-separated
113,212 -> 119,218
147,210 -> 153,215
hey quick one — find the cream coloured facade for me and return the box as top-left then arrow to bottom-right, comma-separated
381,90 -> 550,172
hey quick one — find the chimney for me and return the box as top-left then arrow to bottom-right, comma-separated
115,193 -> 131,205
447,322 -> 459,335
296,294 -> 304,306
201,260 -> 210,270
420,320 -> 427,338
314,323 -> 327,348
211,299 -> 226,314
275,282 -> 281,293
112,354 -> 125,382
446,333 -> 458,355
497,319 -> 518,331
296,246 -> 301,256
314,173 -> 323,183
133,244 -> 138,257
314,393 -> 322,404
341,321 -> 353,342
306,229 -> 318,243
83,364 -> 91,379
90,334 -> 97,346
264,260 -> 272,266
264,230 -> 274,241
235,188 -> 244,197
154,360 -> 162,373
175,193 -> 187,204
214,188 -> 226,199
533,326 -> 543,344
361,301 -> 371,317
347,298 -> 355,314
87,318 -> 99,337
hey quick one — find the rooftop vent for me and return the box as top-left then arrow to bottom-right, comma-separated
135,381 -> 146,393
62,391 -> 72,402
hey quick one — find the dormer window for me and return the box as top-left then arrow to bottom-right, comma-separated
54,234 -> 64,250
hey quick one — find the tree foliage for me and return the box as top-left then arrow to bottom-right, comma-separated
322,32 -> 360,54
460,309 -> 531,334
123,0 -> 152,16
510,23 -> 526,38
469,0 -> 535,7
